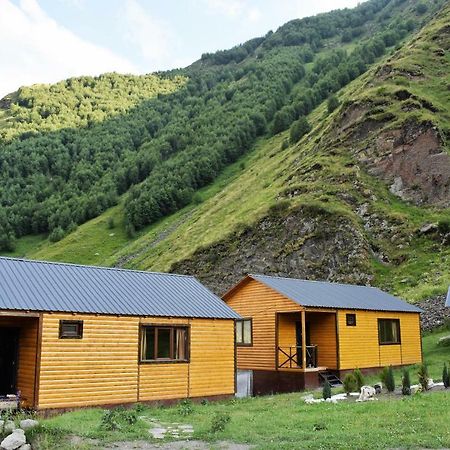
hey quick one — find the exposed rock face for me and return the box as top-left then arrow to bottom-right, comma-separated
171,205 -> 372,295
369,121 -> 450,207
417,294 -> 450,331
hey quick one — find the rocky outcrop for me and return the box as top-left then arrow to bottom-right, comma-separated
171,204 -> 372,295
417,294 -> 450,331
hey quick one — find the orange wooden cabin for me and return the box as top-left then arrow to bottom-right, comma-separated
224,274 -> 422,394
0,257 -> 239,411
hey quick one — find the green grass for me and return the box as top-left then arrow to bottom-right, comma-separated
27,327 -> 450,449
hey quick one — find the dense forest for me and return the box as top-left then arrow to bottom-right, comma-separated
0,0 -> 441,251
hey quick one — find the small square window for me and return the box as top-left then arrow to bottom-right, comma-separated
346,314 -> 356,326
59,320 -> 83,339
236,319 -> 252,345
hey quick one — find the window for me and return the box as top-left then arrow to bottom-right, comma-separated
236,319 -> 252,345
59,320 -> 83,339
378,319 -> 401,345
346,314 -> 356,326
140,325 -> 189,362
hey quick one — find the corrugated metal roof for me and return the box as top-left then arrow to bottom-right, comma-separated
249,274 -> 422,313
0,257 -> 240,319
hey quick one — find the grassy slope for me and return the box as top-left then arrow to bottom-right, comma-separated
7,4 -> 449,300
32,327 -> 450,449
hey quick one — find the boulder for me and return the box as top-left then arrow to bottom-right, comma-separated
0,421 -> 16,433
18,419 -> 38,431
0,429 -> 26,450
18,445 -> 31,450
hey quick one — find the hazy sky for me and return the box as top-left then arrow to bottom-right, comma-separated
0,0 -> 362,98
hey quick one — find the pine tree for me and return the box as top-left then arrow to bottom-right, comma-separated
442,363 -> 449,388
418,364 -> 429,391
322,380 -> 332,400
353,368 -> 365,390
386,366 -> 395,392
401,369 -> 411,395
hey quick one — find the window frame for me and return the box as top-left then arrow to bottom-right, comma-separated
378,318 -> 401,345
139,324 -> 190,364
59,320 -> 83,339
236,318 -> 253,347
346,313 -> 357,326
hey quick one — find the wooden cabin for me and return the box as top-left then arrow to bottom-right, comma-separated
0,257 -> 239,411
224,274 -> 422,395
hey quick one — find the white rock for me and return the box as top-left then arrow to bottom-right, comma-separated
149,427 -> 166,439
19,419 -> 39,431
1,421 -> 16,433
18,445 -> 31,450
0,429 -> 27,450
358,385 -> 377,402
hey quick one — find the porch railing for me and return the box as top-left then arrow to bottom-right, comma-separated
277,345 -> 318,369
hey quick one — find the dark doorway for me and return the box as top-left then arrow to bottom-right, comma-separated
0,328 -> 19,395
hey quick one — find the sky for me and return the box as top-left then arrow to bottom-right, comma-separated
0,0 -> 362,98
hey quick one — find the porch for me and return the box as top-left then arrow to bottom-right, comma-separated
276,310 -> 338,372
0,312 -> 40,409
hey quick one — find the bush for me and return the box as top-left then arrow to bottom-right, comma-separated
48,226 -> 65,243
343,373 -> 357,394
418,364 -> 429,391
416,2 -> 428,15
327,95 -> 340,114
401,369 -> 411,395
384,366 -> 395,392
322,380 -> 332,399
442,363 -> 449,388
210,412 -> 231,433
107,217 -> 115,229
100,407 -> 138,431
353,369 -> 365,390
289,116 -> 311,144
178,399 -> 193,416
280,138 -> 289,150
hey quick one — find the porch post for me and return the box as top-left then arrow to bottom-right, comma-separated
301,310 -> 307,369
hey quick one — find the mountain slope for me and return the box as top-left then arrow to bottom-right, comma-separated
0,0 -> 443,251
2,0 -> 449,301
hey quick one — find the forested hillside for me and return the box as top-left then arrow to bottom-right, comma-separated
1,0 -> 448,301
0,0 -> 442,251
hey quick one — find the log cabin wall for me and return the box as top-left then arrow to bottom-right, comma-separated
337,309 -> 422,370
224,279 -> 301,371
37,313 -> 235,409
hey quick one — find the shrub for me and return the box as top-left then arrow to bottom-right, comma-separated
401,369 -> 411,395
107,217 -> 115,229
327,95 -> 340,114
322,380 -> 332,400
418,364 -> 429,391
289,116 -> 311,144
353,369 -> 365,390
48,226 -> 65,243
343,373 -> 357,394
210,412 -> 231,433
178,399 -> 193,416
280,138 -> 289,150
385,366 -> 395,392
442,363 -> 449,388
100,407 -> 138,431
416,2 -> 428,15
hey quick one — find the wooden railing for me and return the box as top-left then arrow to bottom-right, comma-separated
277,345 -> 318,369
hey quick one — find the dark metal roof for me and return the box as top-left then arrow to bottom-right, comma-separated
0,257 -> 240,319
249,274 -> 422,313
